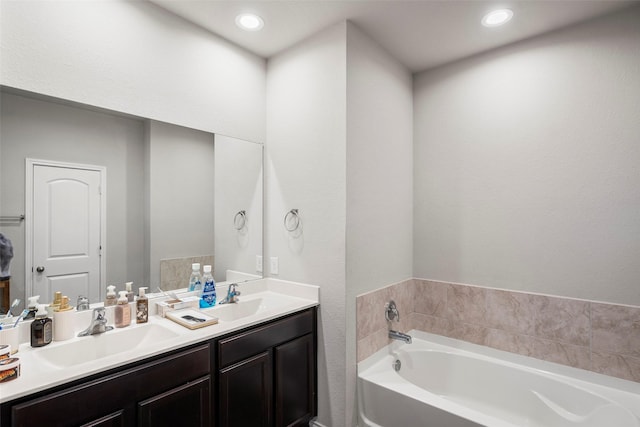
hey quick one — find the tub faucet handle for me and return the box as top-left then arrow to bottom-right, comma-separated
385,300 -> 400,322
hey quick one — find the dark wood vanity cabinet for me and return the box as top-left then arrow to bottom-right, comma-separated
1,307 -> 317,427
1,344 -> 211,427
216,308 -> 317,427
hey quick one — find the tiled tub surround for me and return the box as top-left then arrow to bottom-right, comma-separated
356,279 -> 640,383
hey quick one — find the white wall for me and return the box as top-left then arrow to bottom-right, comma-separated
413,6 -> 640,305
0,91 -> 146,303
0,0 -> 266,143
146,121 -> 215,289
266,22 -> 347,427
345,22 -> 413,426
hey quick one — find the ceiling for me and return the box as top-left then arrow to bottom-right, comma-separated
149,0 -> 637,72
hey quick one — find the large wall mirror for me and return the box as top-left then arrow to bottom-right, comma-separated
0,87 -> 263,311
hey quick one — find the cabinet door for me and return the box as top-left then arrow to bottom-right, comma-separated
275,334 -> 315,427
219,351 -> 272,427
138,376 -> 211,427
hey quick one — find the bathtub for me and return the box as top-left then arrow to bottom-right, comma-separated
358,331 -> 640,427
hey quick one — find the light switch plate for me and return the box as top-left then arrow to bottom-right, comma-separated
256,255 -> 263,273
270,257 -> 279,275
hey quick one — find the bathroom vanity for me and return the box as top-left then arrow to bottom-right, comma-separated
0,279 -> 318,427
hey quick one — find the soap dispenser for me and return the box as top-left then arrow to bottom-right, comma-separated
104,285 -> 117,306
24,295 -> 40,320
115,291 -> 131,328
31,304 -> 53,347
125,282 -> 135,302
136,287 -> 148,324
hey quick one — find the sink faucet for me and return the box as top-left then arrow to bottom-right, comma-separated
77,295 -> 90,311
78,307 -> 114,337
219,283 -> 241,304
388,330 -> 412,344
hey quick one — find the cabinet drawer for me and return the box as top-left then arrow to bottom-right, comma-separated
10,344 -> 210,426
218,309 -> 314,368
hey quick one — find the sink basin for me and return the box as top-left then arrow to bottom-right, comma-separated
203,296 -> 285,322
34,324 -> 179,368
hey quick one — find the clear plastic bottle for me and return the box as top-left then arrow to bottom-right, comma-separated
188,263 -> 202,292
199,265 -> 216,308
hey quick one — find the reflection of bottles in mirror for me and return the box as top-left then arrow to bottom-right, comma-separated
136,287 -> 148,324
199,265 -> 216,308
188,263 -> 202,292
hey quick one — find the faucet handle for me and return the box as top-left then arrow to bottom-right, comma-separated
385,300 -> 400,323
93,307 -> 106,321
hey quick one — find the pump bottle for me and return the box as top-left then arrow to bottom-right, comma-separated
104,285 -> 117,306
31,304 -> 53,347
136,287 -> 148,324
115,291 -> 131,328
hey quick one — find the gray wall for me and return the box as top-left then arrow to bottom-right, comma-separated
0,91 -> 146,303
413,6 -> 640,305
214,134 -> 262,283
146,120 -> 215,289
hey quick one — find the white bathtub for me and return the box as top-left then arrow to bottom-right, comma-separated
358,331 -> 640,427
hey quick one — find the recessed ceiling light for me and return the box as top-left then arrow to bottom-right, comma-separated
481,9 -> 514,27
235,13 -> 264,31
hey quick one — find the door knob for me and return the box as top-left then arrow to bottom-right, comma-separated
36,266 -> 45,273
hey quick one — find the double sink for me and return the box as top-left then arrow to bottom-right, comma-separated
34,293 -> 288,368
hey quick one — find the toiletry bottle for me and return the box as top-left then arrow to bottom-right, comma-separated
53,296 -> 75,341
104,285 -> 117,306
115,291 -> 131,328
199,265 -> 216,308
50,291 -> 62,311
24,295 -> 40,320
136,287 -> 148,324
188,263 -> 202,292
125,282 -> 135,302
31,304 -> 53,347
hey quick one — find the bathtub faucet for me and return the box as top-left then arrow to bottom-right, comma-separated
389,330 -> 412,344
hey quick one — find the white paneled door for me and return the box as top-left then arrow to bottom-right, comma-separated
29,161 -> 104,305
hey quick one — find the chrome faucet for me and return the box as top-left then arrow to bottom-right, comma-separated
218,283 -> 241,304
78,307 -> 113,337
389,330 -> 412,344
385,300 -> 412,344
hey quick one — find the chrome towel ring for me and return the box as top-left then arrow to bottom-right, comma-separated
233,210 -> 247,230
284,209 -> 300,232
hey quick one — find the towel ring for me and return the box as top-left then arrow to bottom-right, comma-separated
233,210 -> 247,230
284,209 -> 300,232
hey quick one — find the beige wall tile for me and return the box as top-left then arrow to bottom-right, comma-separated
592,351 -> 640,383
592,303 -> 640,358
410,312 -> 455,336
414,279 -> 447,317
357,328 -> 391,363
532,338 -> 591,370
486,329 -> 537,358
533,295 -> 590,347
445,283 -> 487,325
485,289 -> 536,335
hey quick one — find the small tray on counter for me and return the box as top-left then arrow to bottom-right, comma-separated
165,308 -> 219,329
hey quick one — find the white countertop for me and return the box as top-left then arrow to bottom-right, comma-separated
0,278 -> 319,403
